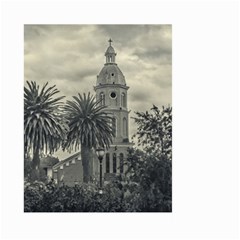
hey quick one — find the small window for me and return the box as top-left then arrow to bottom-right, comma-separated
110,92 -> 116,99
123,117 -> 127,136
113,153 -> 117,173
100,92 -> 105,105
112,118 -> 117,137
43,167 -> 47,175
106,153 -> 110,173
121,93 -> 126,107
112,73 -> 114,76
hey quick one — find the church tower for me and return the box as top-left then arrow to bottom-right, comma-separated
94,39 -> 133,179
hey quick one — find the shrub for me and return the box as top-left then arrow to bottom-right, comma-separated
24,180 -> 126,212
24,178 -> 171,212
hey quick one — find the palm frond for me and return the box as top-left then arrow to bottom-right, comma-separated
24,81 -> 66,155
64,92 -> 114,151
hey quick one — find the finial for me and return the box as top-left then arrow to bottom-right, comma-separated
108,38 -> 113,46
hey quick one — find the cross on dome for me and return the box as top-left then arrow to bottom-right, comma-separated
105,39 -> 116,63
108,38 -> 113,46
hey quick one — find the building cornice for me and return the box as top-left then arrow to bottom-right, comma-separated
94,84 -> 129,91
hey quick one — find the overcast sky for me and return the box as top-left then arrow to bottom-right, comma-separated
24,24 -> 172,159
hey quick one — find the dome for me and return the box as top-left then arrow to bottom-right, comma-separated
97,64 -> 126,85
105,46 -> 116,55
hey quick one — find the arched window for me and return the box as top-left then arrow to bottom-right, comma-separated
121,93 -> 126,107
112,118 -> 117,137
119,153 -> 124,173
100,92 -> 105,106
113,153 -> 117,173
123,117 -> 127,137
106,153 -> 110,173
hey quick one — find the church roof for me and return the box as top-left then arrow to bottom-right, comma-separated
97,64 -> 126,85
52,152 -> 80,170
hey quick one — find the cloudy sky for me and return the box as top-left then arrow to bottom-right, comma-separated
24,25 -> 172,159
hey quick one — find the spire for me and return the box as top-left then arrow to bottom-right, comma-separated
105,39 -> 116,63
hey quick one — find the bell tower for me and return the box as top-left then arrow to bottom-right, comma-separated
105,38 -> 116,63
94,39 -> 133,178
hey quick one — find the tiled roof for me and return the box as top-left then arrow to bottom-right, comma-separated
52,152 -> 80,170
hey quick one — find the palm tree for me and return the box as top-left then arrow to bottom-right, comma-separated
24,81 -> 67,179
64,92 -> 113,183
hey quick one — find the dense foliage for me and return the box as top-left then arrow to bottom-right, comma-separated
125,148 -> 172,211
124,105 -> 172,211
24,155 -> 59,182
25,180 -> 125,212
24,177 -> 170,212
132,105 -> 172,158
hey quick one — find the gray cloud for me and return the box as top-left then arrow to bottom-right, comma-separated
24,24 -> 171,158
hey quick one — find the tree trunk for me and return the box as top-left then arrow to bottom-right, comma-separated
31,148 -> 40,180
81,145 -> 92,183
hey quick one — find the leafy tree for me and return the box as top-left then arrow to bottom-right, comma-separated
125,105 -> 172,211
126,148 -> 172,211
64,92 -> 114,183
24,81 -> 67,179
132,105 -> 172,159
